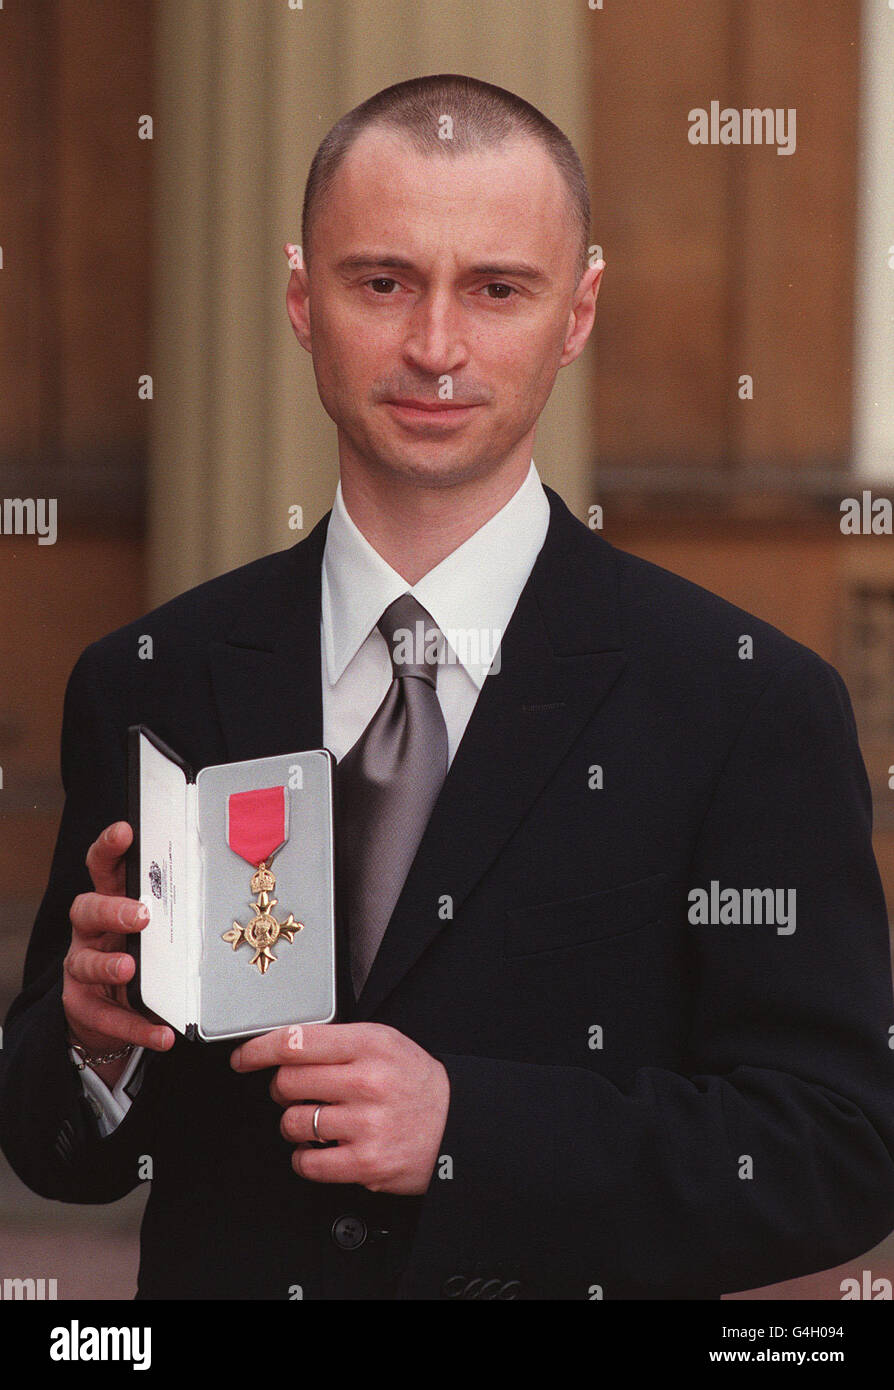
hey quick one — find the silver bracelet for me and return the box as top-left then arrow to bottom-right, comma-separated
69,1039 -> 134,1071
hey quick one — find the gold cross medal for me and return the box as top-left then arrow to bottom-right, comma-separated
222,785 -> 303,974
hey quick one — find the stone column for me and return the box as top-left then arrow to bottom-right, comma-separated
852,0 -> 894,482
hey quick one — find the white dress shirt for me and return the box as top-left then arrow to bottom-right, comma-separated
75,459 -> 551,1134
322,457 -> 550,767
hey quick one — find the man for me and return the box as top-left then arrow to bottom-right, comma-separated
2,73 -> 894,1301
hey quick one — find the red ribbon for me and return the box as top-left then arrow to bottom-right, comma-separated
227,785 -> 287,866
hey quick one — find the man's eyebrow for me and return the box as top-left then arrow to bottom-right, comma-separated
335,253 -> 549,283
467,261 -> 548,284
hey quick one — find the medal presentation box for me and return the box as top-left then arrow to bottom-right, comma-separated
125,725 -> 337,1041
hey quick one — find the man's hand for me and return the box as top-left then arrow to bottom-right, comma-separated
63,821 -> 175,1086
231,1023 -> 450,1196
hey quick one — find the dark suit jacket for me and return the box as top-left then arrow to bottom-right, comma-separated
3,486 -> 894,1299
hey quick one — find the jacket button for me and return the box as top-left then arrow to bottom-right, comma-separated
331,1215 -> 367,1250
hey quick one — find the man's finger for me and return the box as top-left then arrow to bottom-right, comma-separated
280,1100 -> 349,1145
231,1022 -> 364,1072
291,1143 -> 362,1185
269,1064 -> 356,1107
85,821 -> 133,895
72,997 -> 174,1052
70,892 -> 149,938
66,946 -> 135,987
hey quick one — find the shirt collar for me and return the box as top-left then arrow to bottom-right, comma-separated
322,459 -> 550,689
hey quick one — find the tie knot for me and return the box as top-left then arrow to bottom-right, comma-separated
377,592 -> 444,686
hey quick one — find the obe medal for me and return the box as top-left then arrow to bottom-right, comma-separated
222,785 -> 303,974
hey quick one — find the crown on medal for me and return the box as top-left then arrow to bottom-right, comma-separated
251,862 -> 276,894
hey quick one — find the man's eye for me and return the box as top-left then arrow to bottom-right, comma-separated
363,279 -> 517,300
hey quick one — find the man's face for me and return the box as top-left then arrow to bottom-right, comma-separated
288,126 -> 601,490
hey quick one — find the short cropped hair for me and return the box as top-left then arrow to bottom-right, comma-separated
302,73 -> 591,284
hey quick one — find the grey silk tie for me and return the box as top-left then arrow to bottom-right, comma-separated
337,592 -> 449,996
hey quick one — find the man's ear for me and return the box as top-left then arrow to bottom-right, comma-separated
284,243 -> 312,352
559,259 -> 605,369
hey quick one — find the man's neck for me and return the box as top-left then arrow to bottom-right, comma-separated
337,456 -> 533,585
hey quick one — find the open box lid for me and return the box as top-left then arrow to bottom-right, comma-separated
126,724 -> 198,1035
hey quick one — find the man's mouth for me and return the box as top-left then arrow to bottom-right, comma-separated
385,399 -> 481,426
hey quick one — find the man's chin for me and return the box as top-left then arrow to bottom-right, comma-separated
363,440 -> 496,490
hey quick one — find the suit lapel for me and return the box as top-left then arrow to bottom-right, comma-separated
207,511 -> 357,1014
208,512 -> 330,764
354,487 -> 627,1019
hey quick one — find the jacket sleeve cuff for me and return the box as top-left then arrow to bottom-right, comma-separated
74,1047 -> 147,1138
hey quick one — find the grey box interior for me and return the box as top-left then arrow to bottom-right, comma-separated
195,750 -> 336,1038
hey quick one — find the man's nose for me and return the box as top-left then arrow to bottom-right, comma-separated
401,292 -> 470,374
